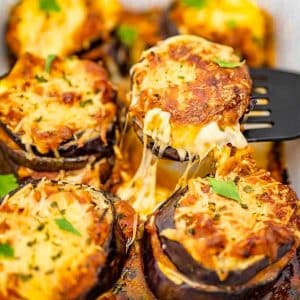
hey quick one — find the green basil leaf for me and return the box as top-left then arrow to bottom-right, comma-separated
44,54 -> 56,73
181,0 -> 207,9
208,177 -> 241,202
117,25 -> 138,47
213,58 -> 245,68
39,0 -> 61,12
226,19 -> 237,29
55,217 -> 81,236
0,174 -> 19,198
0,243 -> 14,258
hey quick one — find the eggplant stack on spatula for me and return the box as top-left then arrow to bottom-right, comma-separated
0,53 -> 117,187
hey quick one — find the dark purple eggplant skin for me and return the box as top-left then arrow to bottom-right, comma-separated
159,7 -> 179,39
143,229 -> 293,300
154,187 -> 293,287
143,211 -> 295,300
0,121 -> 115,159
143,228 -> 233,300
132,120 -> 191,162
82,191 -> 127,299
0,181 -> 127,299
79,8 -> 179,77
0,140 -> 92,172
0,143 -> 18,174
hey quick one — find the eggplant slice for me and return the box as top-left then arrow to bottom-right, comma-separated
129,35 -> 252,161
0,53 -> 117,170
0,179 -> 126,299
143,216 -> 296,300
0,139 -> 91,172
143,160 -> 300,299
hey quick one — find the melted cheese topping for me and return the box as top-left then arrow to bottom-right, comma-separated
115,128 -> 179,219
0,53 -> 116,154
143,110 -> 247,160
130,35 -> 251,159
117,138 -> 159,220
161,172 -> 300,281
6,0 -> 121,57
0,179 -> 112,299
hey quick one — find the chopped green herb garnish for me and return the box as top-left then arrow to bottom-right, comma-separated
0,174 -> 18,198
208,202 -> 216,212
178,75 -> 185,79
80,99 -> 93,107
32,266 -> 40,271
51,250 -> 62,260
213,58 -> 245,68
181,0 -> 207,9
208,177 -> 241,201
214,213 -> 221,221
44,54 -> 56,73
243,185 -> 254,193
50,201 -> 59,208
44,231 -> 50,241
17,273 -> 33,282
39,0 -> 61,13
62,73 -> 72,87
55,217 -> 81,236
241,203 -> 249,209
27,239 -> 37,247
34,116 -> 42,122
35,75 -> 47,83
117,25 -> 138,47
0,243 -> 14,258
37,223 -> 45,231
226,19 -> 237,29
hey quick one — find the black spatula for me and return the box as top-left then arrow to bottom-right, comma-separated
243,68 -> 300,142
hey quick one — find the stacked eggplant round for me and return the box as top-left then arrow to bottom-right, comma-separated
143,151 -> 300,300
0,179 -> 126,299
129,35 -> 252,161
0,53 -> 117,186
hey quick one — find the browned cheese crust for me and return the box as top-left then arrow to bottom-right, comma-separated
0,180 -> 115,299
130,35 -> 252,129
158,146 -> 300,282
0,53 -> 116,155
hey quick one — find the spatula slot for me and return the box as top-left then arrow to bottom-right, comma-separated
253,86 -> 268,95
243,123 -> 273,130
